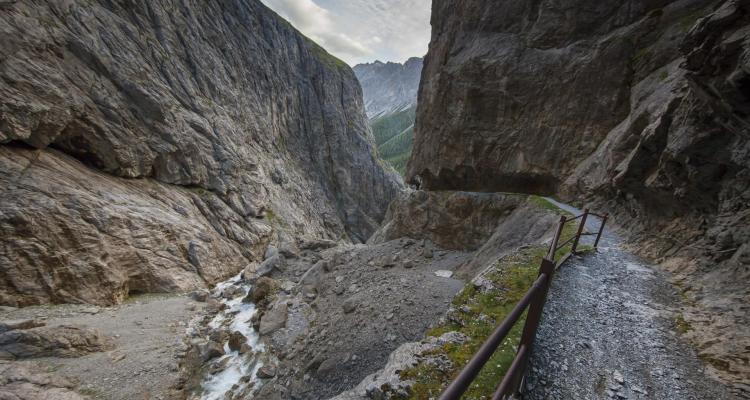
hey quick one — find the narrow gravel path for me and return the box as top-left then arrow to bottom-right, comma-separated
523,201 -> 736,400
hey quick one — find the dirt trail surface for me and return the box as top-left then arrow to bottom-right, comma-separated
524,202 -> 736,399
0,294 -> 203,400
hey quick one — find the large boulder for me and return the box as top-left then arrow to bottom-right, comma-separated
0,324 -> 113,359
243,277 -> 279,306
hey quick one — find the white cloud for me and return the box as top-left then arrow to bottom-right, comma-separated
261,0 -> 431,65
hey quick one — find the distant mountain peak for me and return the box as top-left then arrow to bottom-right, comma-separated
354,57 -> 423,119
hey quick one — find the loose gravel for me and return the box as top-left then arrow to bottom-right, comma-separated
523,225 -> 737,400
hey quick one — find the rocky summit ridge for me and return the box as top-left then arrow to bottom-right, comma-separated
353,57 -> 422,120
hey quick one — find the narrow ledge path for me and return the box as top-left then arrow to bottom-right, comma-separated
523,200 -> 736,400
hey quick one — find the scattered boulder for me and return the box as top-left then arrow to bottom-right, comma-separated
278,239 -> 300,259
0,325 -> 113,359
300,238 -> 338,251
221,286 -> 244,300
259,302 -> 288,336
0,362 -> 88,400
239,343 -> 253,355
257,364 -> 277,379
206,298 -> 226,313
242,262 -> 260,282
189,290 -> 210,302
0,320 -> 45,334
227,331 -> 246,352
243,277 -> 279,306
256,255 -> 283,279
342,298 -> 358,314
280,280 -> 296,294
201,342 -> 225,362
265,245 -> 280,260
434,270 -> 453,278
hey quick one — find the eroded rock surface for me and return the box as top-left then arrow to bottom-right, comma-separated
0,324 -> 112,359
0,0 -> 401,306
411,0 -> 749,389
0,362 -> 88,400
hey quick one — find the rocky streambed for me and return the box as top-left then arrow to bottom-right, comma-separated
189,275 -> 270,400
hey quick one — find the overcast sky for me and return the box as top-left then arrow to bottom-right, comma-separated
260,0 -> 431,66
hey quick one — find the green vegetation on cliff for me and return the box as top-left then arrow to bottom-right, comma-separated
399,199 -> 584,399
371,106 -> 416,175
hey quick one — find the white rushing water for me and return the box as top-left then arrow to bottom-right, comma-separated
200,274 -> 266,400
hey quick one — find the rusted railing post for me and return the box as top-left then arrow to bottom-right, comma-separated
594,213 -> 608,249
571,208 -> 589,254
494,257 -> 556,399
548,215 -> 566,260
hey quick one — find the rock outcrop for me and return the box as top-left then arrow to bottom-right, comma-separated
0,324 -> 113,359
0,362 -> 89,400
410,0 -> 749,392
0,0 -> 401,305
370,191 -> 558,278
353,58 -> 423,119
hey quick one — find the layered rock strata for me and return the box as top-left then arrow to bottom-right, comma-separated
0,0 -> 402,305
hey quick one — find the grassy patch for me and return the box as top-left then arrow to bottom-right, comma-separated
370,106 -> 417,176
400,246 -> 546,399
675,314 -> 693,334
398,199 -> 590,399
529,196 -> 572,217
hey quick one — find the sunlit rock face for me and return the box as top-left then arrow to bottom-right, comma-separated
412,0 -> 749,391
0,0 -> 402,306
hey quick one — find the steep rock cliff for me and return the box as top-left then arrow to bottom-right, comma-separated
410,0 -> 748,391
0,0 -> 402,306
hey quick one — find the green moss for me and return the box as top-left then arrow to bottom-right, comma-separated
400,246 -> 551,399
397,197 -> 598,399
370,106 -> 417,176
529,196 -> 572,217
675,314 -> 692,334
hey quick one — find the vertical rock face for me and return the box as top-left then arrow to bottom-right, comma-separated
0,0 -> 402,305
353,57 -> 423,119
412,0 -> 749,390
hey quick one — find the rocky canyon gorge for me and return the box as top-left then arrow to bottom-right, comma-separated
1,0 -> 748,399
410,0 -> 749,394
0,0 -> 401,307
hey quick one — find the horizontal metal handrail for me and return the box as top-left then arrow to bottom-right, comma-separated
564,213 -> 585,222
438,273 -> 549,400
492,344 -> 528,400
554,235 -> 577,253
439,207 -> 609,400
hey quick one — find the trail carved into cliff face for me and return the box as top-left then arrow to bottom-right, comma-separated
410,0 -> 750,388
526,201 -> 739,399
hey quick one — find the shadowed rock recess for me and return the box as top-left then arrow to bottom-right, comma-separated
410,0 -> 749,392
0,0 -> 402,306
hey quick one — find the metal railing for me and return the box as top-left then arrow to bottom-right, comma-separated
438,208 -> 608,400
